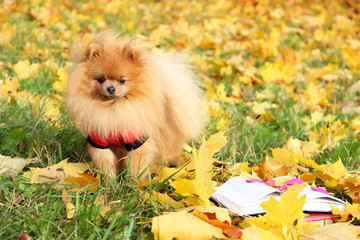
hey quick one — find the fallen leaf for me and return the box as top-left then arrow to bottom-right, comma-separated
23,159 -> 90,190
331,202 -> 360,221
297,222 -> 360,240
260,190 -> 307,230
66,202 -> 76,219
65,172 -> 99,192
151,211 -> 226,240
61,189 -> 71,202
0,154 -> 29,175
206,131 -> 228,153
14,232 -> 33,240
241,224 -> 282,240
13,60 -> 41,79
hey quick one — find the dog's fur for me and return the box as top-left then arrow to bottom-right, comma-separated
65,31 -> 205,179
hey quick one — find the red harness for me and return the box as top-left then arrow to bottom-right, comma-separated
87,132 -> 148,151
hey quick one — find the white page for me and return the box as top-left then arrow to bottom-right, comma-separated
298,186 -> 346,212
212,177 -> 281,215
211,177 -> 346,216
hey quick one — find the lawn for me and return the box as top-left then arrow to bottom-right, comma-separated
1,0 -> 360,239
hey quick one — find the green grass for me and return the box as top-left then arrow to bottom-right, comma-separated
1,0 -> 360,239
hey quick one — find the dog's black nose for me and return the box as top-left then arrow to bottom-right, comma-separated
107,86 -> 116,94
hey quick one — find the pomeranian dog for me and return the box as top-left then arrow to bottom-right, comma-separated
65,31 -> 205,180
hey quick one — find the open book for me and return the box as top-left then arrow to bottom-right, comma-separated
211,177 -> 346,217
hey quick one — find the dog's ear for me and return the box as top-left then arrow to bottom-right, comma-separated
122,45 -> 140,64
86,43 -> 102,60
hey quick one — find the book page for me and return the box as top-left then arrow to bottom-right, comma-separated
211,177 -> 346,216
211,177 -> 281,215
299,186 -> 346,212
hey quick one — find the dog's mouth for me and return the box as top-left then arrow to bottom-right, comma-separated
98,86 -> 124,99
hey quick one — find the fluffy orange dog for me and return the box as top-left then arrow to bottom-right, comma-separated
65,31 -> 205,180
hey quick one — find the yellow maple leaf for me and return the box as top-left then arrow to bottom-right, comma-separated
271,147 -> 298,168
31,95 -> 61,120
193,206 -> 231,224
13,60 -> 41,79
256,112 -> 277,123
66,202 -> 76,219
252,101 -> 272,115
0,23 -> 16,49
261,190 -> 307,231
351,116 -> 360,136
23,159 -> 90,190
228,161 -> 251,175
241,225 -> 283,240
0,154 -> 29,174
331,202 -> 360,221
300,140 -> 321,158
310,120 -> 349,150
321,159 -> 347,181
52,68 -> 69,93
299,222 -> 360,239
216,117 -> 230,131
293,218 -> 320,237
214,83 -> 238,104
303,82 -> 329,111
65,172 -> 99,192
192,141 -> 217,206
172,178 -> 197,197
259,59 -> 296,84
151,211 -> 226,240
205,131 -> 228,153
284,138 -> 320,158
141,189 -> 184,210
172,132 -> 226,206
93,194 -> 121,217
1,77 -> 20,102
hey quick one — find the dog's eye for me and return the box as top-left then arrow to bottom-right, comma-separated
118,78 -> 126,85
97,77 -> 105,84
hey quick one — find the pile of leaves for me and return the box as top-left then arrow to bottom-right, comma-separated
1,0 -> 360,239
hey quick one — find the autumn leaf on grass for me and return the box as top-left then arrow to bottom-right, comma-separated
140,189 -> 184,210
259,59 -> 296,84
0,77 -> 32,103
351,116 -> 360,137
52,68 -> 69,93
298,157 -> 347,187
1,77 -> 19,100
309,120 -> 349,150
193,206 -> 242,239
267,147 -> 299,177
65,172 -> 99,192
23,159 -> 90,190
241,224 -> 283,240
346,184 -> 360,203
13,60 -> 41,79
331,202 -> 360,222
66,202 -> 76,219
293,218 -> 320,238
321,159 -> 347,181
151,211 -> 226,240
30,95 -> 61,121
244,190 -> 307,238
174,144 -> 216,206
0,154 -> 29,175
251,101 -> 278,115
297,223 -> 360,240
284,138 -> 320,159
173,132 -> 227,206
206,131 -> 228,153
302,82 -> 329,111
93,194 -> 121,218
261,190 -> 307,230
